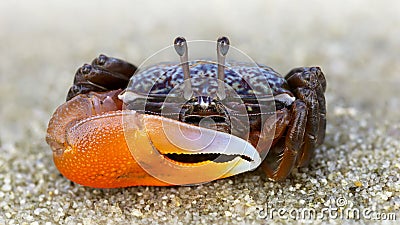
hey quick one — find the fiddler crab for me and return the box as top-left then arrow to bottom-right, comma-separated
46,37 -> 326,188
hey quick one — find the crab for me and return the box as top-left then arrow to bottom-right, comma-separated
46,37 -> 326,188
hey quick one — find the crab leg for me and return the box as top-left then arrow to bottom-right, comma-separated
67,54 -> 137,101
261,100 -> 307,181
285,67 -> 326,167
92,54 -> 137,76
46,91 -> 261,188
293,88 -> 320,166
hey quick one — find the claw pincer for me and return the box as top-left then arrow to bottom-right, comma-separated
47,90 -> 260,188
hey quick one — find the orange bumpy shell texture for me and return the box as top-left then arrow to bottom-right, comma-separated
46,92 -> 170,188
53,112 -> 171,188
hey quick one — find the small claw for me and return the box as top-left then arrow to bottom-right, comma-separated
47,92 -> 261,188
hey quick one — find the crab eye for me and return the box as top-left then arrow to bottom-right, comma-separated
217,36 -> 230,56
81,64 -> 92,74
216,36 -> 230,100
173,36 -> 193,100
173,37 -> 187,56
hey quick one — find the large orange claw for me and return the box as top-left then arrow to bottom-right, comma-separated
46,91 -> 261,188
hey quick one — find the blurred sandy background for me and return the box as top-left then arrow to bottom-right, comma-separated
0,0 -> 399,224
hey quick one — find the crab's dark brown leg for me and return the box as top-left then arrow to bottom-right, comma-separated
313,67 -> 327,146
285,67 -> 326,167
262,100 -> 307,180
67,54 -> 137,101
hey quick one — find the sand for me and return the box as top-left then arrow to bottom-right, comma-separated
0,0 -> 399,224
